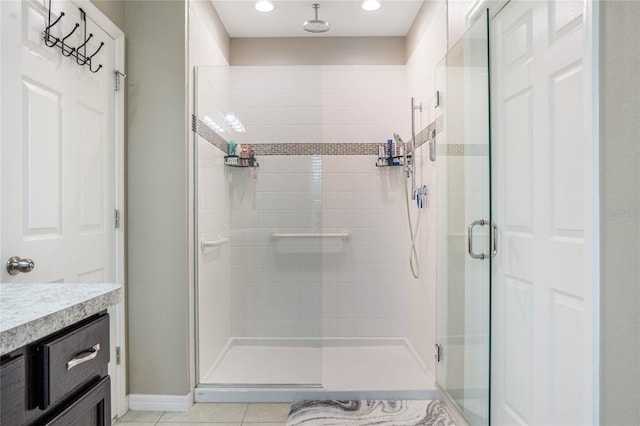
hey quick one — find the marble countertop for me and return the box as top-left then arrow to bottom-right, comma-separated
0,283 -> 122,355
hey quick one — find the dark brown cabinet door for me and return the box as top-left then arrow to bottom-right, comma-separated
1,354 -> 26,425
44,376 -> 110,426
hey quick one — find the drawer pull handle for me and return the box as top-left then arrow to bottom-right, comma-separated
67,344 -> 100,370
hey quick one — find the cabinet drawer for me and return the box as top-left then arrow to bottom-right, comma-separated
40,314 -> 109,409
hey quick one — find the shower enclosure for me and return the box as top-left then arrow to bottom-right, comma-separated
193,65 -> 438,401
435,11 -> 491,426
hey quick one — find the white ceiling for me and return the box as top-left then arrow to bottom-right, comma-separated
211,1 -> 425,38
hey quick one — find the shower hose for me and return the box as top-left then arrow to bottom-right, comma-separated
404,174 -> 422,279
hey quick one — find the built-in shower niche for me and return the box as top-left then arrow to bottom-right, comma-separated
194,65 -> 437,398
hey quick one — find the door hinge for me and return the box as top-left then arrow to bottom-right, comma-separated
115,70 -> 126,92
116,346 -> 121,365
434,343 -> 442,363
114,209 -> 121,229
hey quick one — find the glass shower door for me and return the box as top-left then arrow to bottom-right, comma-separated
194,66 -> 323,387
435,11 -> 491,425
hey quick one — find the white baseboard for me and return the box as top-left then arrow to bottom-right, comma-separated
128,392 -> 193,412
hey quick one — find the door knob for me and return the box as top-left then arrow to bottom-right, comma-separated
6,256 -> 35,275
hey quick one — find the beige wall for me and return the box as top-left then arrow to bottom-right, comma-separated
90,0 -> 125,30
600,1 -> 640,424
230,37 -> 405,66
190,0 -> 230,64
125,0 -> 190,395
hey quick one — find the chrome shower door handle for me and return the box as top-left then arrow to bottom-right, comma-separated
491,221 -> 498,257
468,219 -> 488,260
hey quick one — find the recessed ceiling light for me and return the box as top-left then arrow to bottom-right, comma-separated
255,0 -> 274,13
360,0 -> 381,11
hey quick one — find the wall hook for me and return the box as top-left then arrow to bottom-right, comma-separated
75,33 -> 93,64
43,0 -> 104,73
44,11 -> 64,47
86,42 -> 104,63
90,63 -> 103,73
60,23 -> 79,56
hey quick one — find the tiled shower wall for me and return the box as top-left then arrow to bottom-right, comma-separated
228,155 -> 323,338
194,64 -> 231,379
196,64 -> 438,377
225,154 -> 414,339
228,66 -> 409,144
405,0 -> 448,376
225,66 -> 414,339
320,156 -> 412,338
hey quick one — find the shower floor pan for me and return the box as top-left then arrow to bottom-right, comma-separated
196,338 -> 438,402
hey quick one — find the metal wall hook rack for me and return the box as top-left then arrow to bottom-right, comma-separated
44,0 -> 103,73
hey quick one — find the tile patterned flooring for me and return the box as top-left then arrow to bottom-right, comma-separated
114,403 -> 291,426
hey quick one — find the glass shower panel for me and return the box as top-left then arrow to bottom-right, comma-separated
435,11 -> 491,425
194,66 -> 323,386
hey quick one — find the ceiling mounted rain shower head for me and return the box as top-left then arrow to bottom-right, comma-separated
303,3 -> 330,33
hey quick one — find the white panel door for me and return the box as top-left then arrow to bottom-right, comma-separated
1,0 -> 114,282
1,0 -> 119,416
491,1 -> 595,425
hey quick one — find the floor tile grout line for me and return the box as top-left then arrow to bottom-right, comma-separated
155,410 -> 166,425
241,402 -> 250,423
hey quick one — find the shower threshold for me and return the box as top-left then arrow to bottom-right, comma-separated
196,338 -> 438,402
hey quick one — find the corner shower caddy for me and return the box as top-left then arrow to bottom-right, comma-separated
375,154 -> 411,167
224,155 -> 259,168
44,0 -> 104,73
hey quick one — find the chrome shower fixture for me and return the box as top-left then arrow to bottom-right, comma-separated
409,97 -> 427,200
303,3 -> 330,33
393,133 -> 410,178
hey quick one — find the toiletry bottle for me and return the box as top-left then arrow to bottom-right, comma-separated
229,139 -> 236,156
387,139 -> 393,164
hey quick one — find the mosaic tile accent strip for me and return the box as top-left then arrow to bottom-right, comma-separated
195,115 -> 483,157
287,400 -> 455,426
193,116 -> 228,153
415,120 -> 437,149
436,143 -> 488,156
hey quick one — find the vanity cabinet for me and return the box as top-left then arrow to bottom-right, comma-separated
0,312 -> 110,426
1,354 -> 26,425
